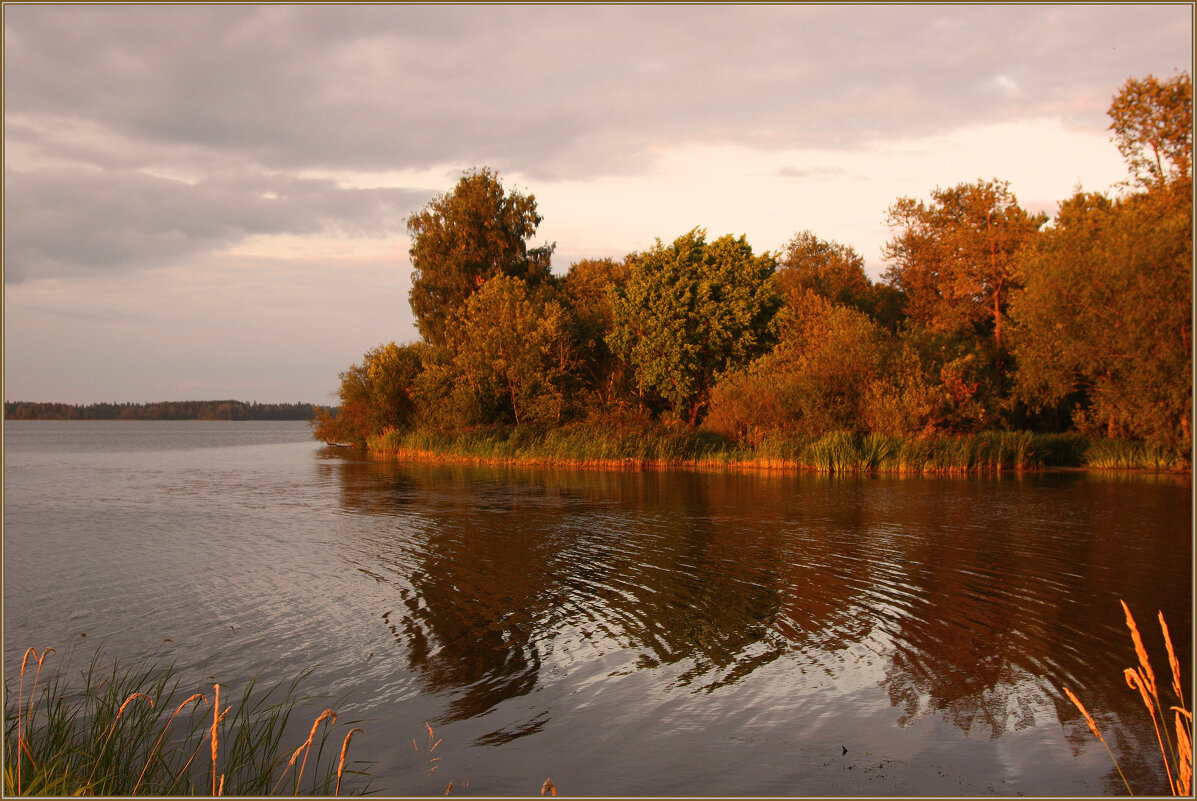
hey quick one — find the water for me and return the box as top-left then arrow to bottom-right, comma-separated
3,420 -> 1192,795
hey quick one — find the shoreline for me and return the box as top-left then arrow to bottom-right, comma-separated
334,443 -> 1192,478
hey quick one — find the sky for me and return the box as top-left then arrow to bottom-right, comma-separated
3,4 -> 1192,405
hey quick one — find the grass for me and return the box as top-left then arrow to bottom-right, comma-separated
1063,601 -> 1192,796
1084,438 -> 1188,471
5,646 -> 374,796
360,422 -> 1189,475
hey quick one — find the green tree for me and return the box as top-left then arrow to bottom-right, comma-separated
407,167 -> 555,348
608,229 -> 780,426
560,256 -> 635,415
1108,71 -> 1192,190
418,274 -> 575,427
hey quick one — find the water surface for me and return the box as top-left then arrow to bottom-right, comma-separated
3,421 -> 1191,795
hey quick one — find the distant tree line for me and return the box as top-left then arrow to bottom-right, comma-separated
314,72 -> 1192,463
5,400 -> 321,421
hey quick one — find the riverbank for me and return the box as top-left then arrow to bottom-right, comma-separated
353,425 -> 1190,475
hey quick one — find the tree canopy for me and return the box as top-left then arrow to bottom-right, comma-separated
313,71 -> 1191,467
883,179 -> 1045,351
607,229 -> 780,426
407,167 -> 554,348
1108,71 -> 1192,190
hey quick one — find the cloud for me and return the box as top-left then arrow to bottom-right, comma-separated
775,165 -> 858,183
3,167 -> 424,283
4,4 -> 1190,180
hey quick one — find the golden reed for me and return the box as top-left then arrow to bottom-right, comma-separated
1064,601 -> 1192,796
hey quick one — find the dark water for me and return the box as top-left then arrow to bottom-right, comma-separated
3,420 -> 1192,796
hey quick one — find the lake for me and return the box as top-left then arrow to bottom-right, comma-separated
3,420 -> 1191,795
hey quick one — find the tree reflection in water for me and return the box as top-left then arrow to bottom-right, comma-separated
321,455 -> 1189,792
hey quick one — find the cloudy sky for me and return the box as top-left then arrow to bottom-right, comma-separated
3,4 -> 1191,405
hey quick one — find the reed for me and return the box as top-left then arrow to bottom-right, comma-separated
1062,601 -> 1192,795
365,422 -> 1187,475
1084,438 -> 1185,471
3,647 -> 374,796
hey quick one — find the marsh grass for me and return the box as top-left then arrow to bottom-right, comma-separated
363,423 -> 1185,475
1084,439 -> 1186,471
4,647 -> 374,796
1063,602 -> 1192,795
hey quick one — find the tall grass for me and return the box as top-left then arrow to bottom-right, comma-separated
1063,602 -> 1192,796
4,647 -> 374,796
361,422 -> 1186,475
1084,438 -> 1187,471
368,422 -> 734,467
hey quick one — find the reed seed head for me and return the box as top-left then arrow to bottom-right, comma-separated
1063,686 -> 1105,742
1122,600 -> 1158,701
335,727 -> 363,797
1159,611 -> 1185,708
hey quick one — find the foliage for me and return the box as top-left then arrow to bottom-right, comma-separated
859,335 -> 951,437
608,229 -> 780,426
415,275 -> 575,427
705,290 -> 888,443
1108,71 -> 1192,190
407,167 -> 555,348
1011,184 -> 1192,457
313,342 -> 425,447
883,178 -> 1046,352
775,230 -> 877,316
560,256 -> 636,414
317,76 -> 1191,472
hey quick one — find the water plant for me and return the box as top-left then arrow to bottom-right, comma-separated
1062,602 -> 1192,795
4,646 -> 373,796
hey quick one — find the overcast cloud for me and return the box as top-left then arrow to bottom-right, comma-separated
3,3 -> 1191,403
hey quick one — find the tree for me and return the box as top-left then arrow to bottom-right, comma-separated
608,229 -> 780,426
313,342 -> 426,446
1108,71 -> 1192,190
560,256 -> 635,415
705,290 -> 889,442
418,274 -> 575,427
1012,72 -> 1192,455
1011,188 -> 1192,452
776,231 -> 876,316
407,167 -> 555,348
883,179 -> 1045,352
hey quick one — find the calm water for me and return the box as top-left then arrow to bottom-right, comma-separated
3,420 -> 1192,796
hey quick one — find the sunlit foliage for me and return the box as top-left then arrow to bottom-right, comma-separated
311,73 -> 1190,468
608,229 -> 780,426
407,167 -> 554,348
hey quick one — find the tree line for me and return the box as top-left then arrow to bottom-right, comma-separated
314,72 -> 1192,464
5,400 -> 320,421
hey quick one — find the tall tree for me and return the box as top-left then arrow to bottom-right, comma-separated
407,167 -> 554,348
1108,71 -> 1192,190
882,179 -> 1046,352
1012,71 -> 1192,455
608,229 -> 780,426
1011,187 -> 1191,451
